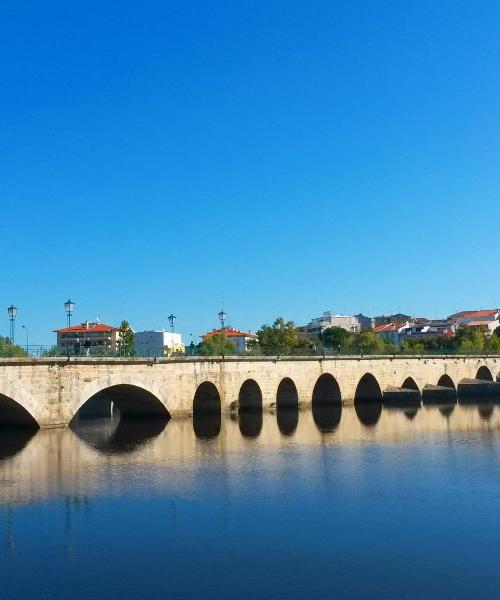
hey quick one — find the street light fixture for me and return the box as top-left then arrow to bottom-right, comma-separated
7,305 -> 17,346
168,314 -> 176,356
21,325 -> 28,355
64,299 -> 75,329
218,309 -> 227,358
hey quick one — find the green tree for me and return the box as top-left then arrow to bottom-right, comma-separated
252,317 -> 309,355
319,326 -> 352,349
459,328 -> 484,353
197,334 -> 236,355
0,336 -> 27,357
348,331 -> 388,354
487,334 -> 500,353
118,320 -> 136,356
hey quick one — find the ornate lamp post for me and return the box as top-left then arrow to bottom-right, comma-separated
64,299 -> 75,329
218,309 -> 226,358
7,305 -> 17,346
64,299 -> 75,356
7,304 -> 17,345
168,314 -> 176,356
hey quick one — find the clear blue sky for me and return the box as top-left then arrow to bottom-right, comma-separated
1,1 -> 499,345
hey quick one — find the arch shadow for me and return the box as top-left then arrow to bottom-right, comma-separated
476,366 -> 494,382
72,384 -> 170,423
0,393 -> 39,430
239,379 -> 262,413
402,377 -> 420,392
276,378 -> 298,436
193,381 -> 221,440
312,374 -> 342,433
437,374 -> 455,389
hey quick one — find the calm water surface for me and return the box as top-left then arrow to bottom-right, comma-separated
1,402 -> 500,599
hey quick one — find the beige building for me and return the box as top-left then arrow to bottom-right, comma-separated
54,321 -> 121,352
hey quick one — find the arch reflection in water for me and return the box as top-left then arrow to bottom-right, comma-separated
354,373 -> 383,428
193,382 -> 221,440
355,402 -> 383,427
0,428 -> 37,460
478,405 -> 494,421
71,418 -> 167,454
238,380 -> 263,438
438,404 -> 456,418
276,378 -> 299,436
312,374 -> 342,433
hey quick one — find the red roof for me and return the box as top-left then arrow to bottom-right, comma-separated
373,322 -> 406,334
54,322 -> 120,333
203,327 -> 257,339
450,309 -> 499,319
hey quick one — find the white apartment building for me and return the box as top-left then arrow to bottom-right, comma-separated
299,311 -> 373,335
134,330 -> 184,357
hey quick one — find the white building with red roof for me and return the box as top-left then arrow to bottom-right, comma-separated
54,321 -> 121,352
448,310 -> 500,333
202,327 -> 257,353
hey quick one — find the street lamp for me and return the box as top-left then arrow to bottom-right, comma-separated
7,305 -> 17,346
168,314 -> 176,356
64,299 -> 75,329
218,309 -> 227,358
21,325 -> 28,355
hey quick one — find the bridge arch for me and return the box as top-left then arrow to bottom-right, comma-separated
276,378 -> 299,436
437,374 -> 455,389
0,392 -> 39,429
276,378 -> 298,409
72,384 -> 170,423
238,379 -> 262,413
402,377 -> 420,392
355,373 -> 383,402
476,366 -> 493,381
312,374 -> 341,406
193,381 -> 221,439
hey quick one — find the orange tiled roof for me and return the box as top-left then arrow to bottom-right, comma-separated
203,327 -> 257,339
450,309 -> 498,319
54,322 -> 120,333
373,322 -> 406,334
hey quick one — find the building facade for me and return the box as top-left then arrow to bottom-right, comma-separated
134,330 -> 184,357
299,311 -> 374,336
202,328 -> 257,353
54,322 -> 121,353
448,310 -> 500,334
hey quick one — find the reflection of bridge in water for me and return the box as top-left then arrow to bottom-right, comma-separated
1,400 -> 500,506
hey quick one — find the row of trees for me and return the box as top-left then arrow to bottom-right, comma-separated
401,325 -> 500,353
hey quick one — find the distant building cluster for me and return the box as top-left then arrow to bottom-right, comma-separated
51,308 -> 500,355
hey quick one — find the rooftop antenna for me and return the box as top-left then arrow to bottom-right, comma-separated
96,315 -> 101,324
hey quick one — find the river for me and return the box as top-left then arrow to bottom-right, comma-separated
1,401 -> 500,598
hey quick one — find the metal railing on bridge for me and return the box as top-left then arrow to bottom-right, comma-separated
0,343 -> 498,359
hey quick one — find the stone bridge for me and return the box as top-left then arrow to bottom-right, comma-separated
0,355 -> 499,428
